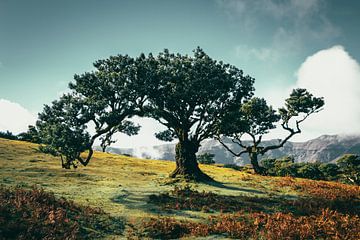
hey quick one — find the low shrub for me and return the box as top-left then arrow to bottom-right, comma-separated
222,164 -> 243,171
261,155 -> 360,185
0,186 -> 124,239
0,131 -> 18,140
129,209 -> 360,239
337,154 -> 360,185
197,153 -> 216,164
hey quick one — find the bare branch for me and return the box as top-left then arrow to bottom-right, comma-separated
216,135 -> 248,157
255,135 -> 262,146
233,134 -> 248,149
261,120 -> 299,154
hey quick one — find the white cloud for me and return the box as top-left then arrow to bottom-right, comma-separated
264,45 -> 360,141
295,45 -> 360,137
0,99 -> 36,134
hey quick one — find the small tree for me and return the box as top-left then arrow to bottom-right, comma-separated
37,94 -> 93,168
197,153 -> 216,165
217,89 -> 324,174
37,54 -> 145,168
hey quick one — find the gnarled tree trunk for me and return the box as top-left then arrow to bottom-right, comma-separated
249,152 -> 265,175
170,139 -> 213,181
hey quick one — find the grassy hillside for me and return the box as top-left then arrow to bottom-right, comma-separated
1,138 -> 359,239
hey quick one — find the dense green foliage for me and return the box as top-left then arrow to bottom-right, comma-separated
138,48 -> 254,180
261,157 -> 326,180
36,95 -> 93,169
36,55 -> 144,169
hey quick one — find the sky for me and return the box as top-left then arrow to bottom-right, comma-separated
1,0 -> 360,148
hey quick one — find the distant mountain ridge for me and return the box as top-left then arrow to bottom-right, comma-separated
95,134 -> 360,165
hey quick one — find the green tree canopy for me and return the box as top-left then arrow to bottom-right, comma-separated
37,55 -> 145,168
139,48 -> 254,180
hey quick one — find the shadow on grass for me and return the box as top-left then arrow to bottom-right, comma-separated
204,179 -> 265,194
110,189 -> 162,211
110,190 -> 201,219
146,185 -> 360,217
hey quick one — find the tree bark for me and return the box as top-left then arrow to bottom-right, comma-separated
249,152 -> 265,175
170,140 -> 213,181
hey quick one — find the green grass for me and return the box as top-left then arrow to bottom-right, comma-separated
0,138 -> 359,239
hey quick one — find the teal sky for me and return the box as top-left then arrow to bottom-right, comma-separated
1,0 -> 359,113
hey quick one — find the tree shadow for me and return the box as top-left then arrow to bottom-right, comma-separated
203,179 -> 265,194
110,182 -> 360,219
145,185 -> 360,217
111,193 -> 156,216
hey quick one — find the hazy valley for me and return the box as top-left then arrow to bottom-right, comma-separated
99,134 -> 360,165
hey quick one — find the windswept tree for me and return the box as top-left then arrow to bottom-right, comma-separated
37,55 -> 144,168
217,88 -> 324,174
139,48 -> 254,180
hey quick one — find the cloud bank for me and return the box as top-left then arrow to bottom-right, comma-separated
295,45 -> 360,137
265,45 -> 360,141
0,99 -> 36,134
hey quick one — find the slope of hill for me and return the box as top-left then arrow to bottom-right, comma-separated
1,138 -> 359,239
101,134 -> 360,165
